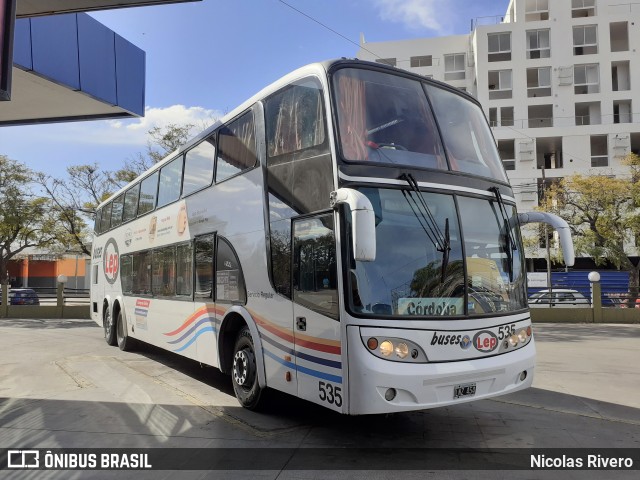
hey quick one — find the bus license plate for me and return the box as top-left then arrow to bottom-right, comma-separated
453,383 -> 476,399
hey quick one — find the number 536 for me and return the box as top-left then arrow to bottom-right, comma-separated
318,381 -> 342,407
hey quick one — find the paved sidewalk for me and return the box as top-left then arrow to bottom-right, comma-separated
0,319 -> 638,479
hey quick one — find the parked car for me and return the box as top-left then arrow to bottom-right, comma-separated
0,288 -> 40,306
529,289 -> 590,308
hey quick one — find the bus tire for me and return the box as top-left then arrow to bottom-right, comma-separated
116,310 -> 134,352
231,326 -> 263,410
104,305 -> 117,346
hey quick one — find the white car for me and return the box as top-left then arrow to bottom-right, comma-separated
528,289 -> 590,308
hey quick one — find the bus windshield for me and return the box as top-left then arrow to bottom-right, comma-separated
333,67 -> 508,182
346,187 -> 527,318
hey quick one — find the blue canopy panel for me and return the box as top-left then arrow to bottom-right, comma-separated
1,12 -> 144,125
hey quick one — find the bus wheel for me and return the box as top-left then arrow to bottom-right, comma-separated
231,327 -> 263,410
103,306 -> 117,346
116,311 -> 134,352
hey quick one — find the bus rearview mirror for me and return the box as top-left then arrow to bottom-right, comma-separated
330,188 -> 377,262
517,211 -> 575,267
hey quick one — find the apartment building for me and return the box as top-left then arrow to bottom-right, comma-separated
356,0 -> 640,265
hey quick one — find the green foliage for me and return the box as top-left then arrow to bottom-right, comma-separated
536,165 -> 640,301
114,123 -> 195,185
0,156 -> 68,282
34,123 -> 197,257
35,163 -> 118,256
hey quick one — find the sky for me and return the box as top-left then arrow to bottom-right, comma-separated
0,0 -> 509,177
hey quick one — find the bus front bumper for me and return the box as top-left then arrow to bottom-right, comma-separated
346,326 -> 535,415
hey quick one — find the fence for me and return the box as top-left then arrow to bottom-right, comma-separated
0,284 -> 90,319
528,270 -> 640,323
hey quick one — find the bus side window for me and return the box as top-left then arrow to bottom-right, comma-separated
216,237 -> 246,304
195,234 -> 215,299
264,77 -> 332,215
111,193 -> 124,228
292,214 -> 339,320
123,184 -> 140,222
120,255 -> 132,293
152,246 -> 176,297
216,111 -> 257,182
176,243 -> 193,297
183,134 -> 215,196
94,208 -> 102,233
138,172 -> 159,216
157,156 -> 184,208
132,250 -> 152,295
264,77 -> 332,299
100,202 -> 112,232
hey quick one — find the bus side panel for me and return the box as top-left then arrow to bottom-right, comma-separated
247,296 -> 297,398
125,296 -> 199,363
230,228 -> 298,398
194,301 -> 221,368
90,260 -> 104,327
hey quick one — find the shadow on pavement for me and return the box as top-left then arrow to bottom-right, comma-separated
0,318 -> 96,330
533,323 -> 640,342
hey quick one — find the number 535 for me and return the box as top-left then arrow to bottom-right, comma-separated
318,381 -> 342,407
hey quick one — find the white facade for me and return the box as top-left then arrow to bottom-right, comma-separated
357,0 -> 640,259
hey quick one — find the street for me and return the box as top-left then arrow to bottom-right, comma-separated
0,318 -> 638,479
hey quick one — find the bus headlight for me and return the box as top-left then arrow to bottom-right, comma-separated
379,340 -> 394,357
517,329 -> 528,343
395,342 -> 409,359
363,336 -> 427,363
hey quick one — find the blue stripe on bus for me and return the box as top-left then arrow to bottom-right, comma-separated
167,317 -> 215,345
260,333 -> 342,370
263,349 -> 342,384
172,326 -> 216,352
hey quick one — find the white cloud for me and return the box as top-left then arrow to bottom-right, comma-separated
22,104 -> 222,149
109,104 -> 222,135
373,0 -> 449,33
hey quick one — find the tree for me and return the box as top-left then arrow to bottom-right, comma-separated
0,156 -> 68,284
537,163 -> 640,305
35,164 -> 118,256
114,123 -> 195,184
36,123 -> 198,256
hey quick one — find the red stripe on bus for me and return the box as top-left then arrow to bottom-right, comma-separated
252,313 -> 341,355
163,305 -> 218,336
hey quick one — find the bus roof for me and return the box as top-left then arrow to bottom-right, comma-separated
97,58 -> 478,209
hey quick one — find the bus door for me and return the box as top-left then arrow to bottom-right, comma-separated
292,214 -> 343,412
193,233 -> 219,368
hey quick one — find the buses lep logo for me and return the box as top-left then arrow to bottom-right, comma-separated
103,238 -> 120,284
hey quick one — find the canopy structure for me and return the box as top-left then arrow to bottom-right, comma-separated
16,0 -> 196,17
0,0 -> 197,124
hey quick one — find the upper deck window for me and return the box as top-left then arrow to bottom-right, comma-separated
333,68 -> 446,170
183,134 -> 215,196
157,156 -> 184,208
138,172 -> 159,216
216,111 -> 257,183
332,67 -> 507,183
425,84 -> 507,182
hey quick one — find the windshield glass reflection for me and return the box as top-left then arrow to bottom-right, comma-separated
332,68 -> 509,183
347,188 -> 465,317
333,68 -> 447,170
347,188 -> 527,318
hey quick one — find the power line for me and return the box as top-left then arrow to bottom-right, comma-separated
276,0 -> 383,60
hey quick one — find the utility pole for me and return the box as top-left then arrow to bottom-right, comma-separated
541,164 -> 552,294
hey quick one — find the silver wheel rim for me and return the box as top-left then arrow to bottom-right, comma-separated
104,309 -> 112,338
233,350 -> 249,387
117,315 -> 124,344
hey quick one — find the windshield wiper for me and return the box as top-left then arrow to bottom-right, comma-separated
489,186 -> 516,282
400,173 -> 451,281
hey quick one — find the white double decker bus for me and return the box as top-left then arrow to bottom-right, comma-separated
91,59 -> 574,414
